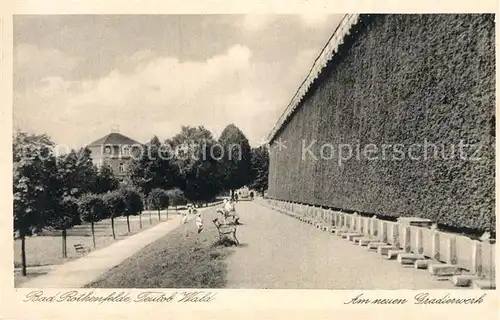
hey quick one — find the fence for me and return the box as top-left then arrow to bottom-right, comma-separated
261,198 -> 495,280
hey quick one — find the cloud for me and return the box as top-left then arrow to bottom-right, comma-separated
298,14 -> 332,28
14,44 -> 78,86
241,14 -> 338,32
241,15 -> 273,31
14,45 -> 275,147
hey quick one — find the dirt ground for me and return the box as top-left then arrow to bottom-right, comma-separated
224,201 -> 463,289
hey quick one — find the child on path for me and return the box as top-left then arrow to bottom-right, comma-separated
194,209 -> 203,233
181,208 -> 189,225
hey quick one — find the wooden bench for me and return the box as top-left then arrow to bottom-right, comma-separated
74,244 -> 90,254
212,218 -> 239,246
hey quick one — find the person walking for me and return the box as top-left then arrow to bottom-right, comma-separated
194,209 -> 203,234
224,198 -> 240,224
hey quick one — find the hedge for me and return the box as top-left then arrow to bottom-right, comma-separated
268,14 -> 495,234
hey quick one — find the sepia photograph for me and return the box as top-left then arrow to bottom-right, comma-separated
11,13 -> 495,292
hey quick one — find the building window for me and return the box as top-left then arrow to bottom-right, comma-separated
119,163 -> 126,172
104,146 -> 112,155
122,145 -> 130,156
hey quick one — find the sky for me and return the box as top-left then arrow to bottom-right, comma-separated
13,14 -> 344,148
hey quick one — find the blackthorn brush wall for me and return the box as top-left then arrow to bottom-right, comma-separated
268,14 -> 495,234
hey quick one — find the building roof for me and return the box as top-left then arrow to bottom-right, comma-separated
87,132 -> 142,147
266,14 -> 362,143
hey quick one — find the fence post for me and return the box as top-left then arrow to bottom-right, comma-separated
446,237 -> 458,265
415,228 -> 423,254
431,231 -> 440,260
402,226 -> 411,252
379,221 -> 388,242
471,240 -> 483,276
370,217 -> 377,237
363,218 -> 370,236
391,224 -> 400,247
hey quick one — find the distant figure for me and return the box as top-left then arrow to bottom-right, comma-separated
224,198 -> 240,224
250,191 -> 254,200
181,208 -> 189,224
194,209 -> 203,233
234,193 -> 239,202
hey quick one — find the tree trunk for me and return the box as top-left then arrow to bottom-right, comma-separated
111,216 -> 116,239
139,211 -> 142,229
126,215 -> 131,233
149,211 -> 152,225
158,209 -> 161,221
91,220 -> 96,249
21,233 -> 27,276
166,207 -> 168,220
62,229 -> 67,258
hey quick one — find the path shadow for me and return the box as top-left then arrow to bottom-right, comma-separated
236,243 -> 249,248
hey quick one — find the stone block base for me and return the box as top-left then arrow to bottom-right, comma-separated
452,275 -> 478,287
472,279 -> 496,290
414,259 -> 430,269
397,253 -> 425,265
385,249 -> 407,260
367,242 -> 387,251
428,263 -> 461,276
358,238 -> 373,246
347,233 -> 364,241
377,245 -> 398,256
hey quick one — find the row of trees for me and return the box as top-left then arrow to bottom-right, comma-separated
13,124 -> 269,276
128,124 -> 269,203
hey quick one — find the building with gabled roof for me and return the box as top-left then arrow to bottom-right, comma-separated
87,131 -> 143,179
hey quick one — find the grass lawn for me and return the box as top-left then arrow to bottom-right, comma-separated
14,213 -> 167,267
86,208 -> 235,288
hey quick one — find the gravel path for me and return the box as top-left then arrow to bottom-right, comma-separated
225,201 -> 460,289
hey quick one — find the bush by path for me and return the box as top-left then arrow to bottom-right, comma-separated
85,209 -> 234,288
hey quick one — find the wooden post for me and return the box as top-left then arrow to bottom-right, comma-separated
370,218 -> 377,237
447,237 -> 457,265
363,218 -> 370,236
471,240 -> 483,276
402,226 -> 411,252
431,231 -> 440,261
415,228 -> 423,254
350,215 -> 356,231
391,224 -> 400,247
379,221 -> 388,242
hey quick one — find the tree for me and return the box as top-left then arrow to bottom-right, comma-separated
44,149 -> 99,259
102,190 -> 126,239
166,126 -> 224,203
128,136 -> 177,198
56,148 -> 97,197
78,193 -> 106,249
94,163 -> 119,194
218,124 -> 252,198
121,187 -> 144,233
46,196 -> 80,258
165,188 -> 187,211
248,145 -> 269,196
147,188 -> 169,221
13,131 -> 56,276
